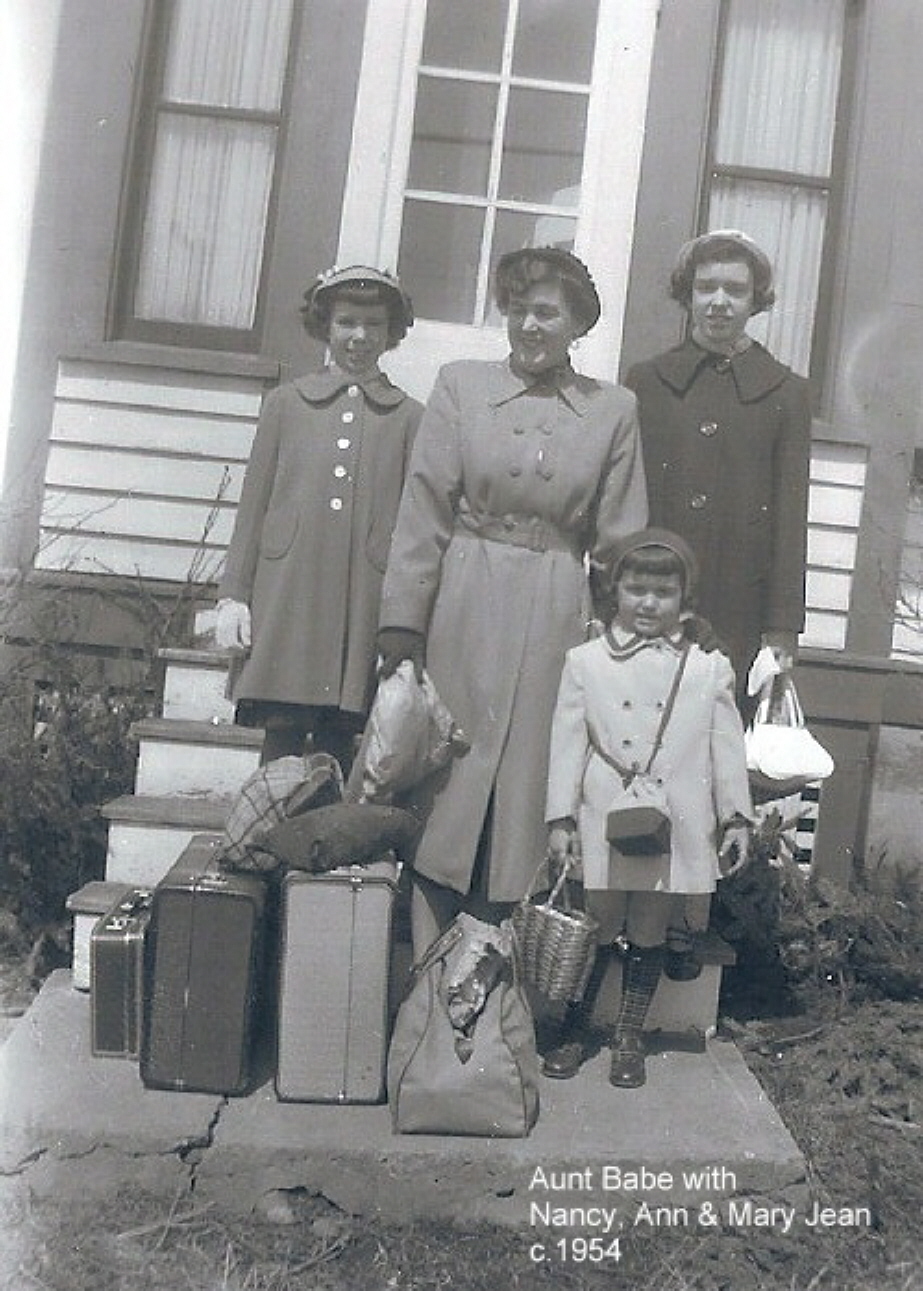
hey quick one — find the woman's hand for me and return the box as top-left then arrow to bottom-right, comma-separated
547,817 -> 581,885
377,628 -> 426,681
215,598 -> 252,651
718,820 -> 751,877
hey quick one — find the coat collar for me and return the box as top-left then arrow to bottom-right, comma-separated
487,359 -> 592,416
294,367 -> 406,409
653,338 -> 792,404
602,623 -> 687,660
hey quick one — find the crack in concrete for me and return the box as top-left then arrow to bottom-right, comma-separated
183,1097 -> 227,1192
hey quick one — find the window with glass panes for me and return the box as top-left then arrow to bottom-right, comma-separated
701,0 -> 852,378
397,0 -> 600,327
114,0 -> 297,349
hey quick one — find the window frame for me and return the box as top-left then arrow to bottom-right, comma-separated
696,0 -> 861,401
108,0 -> 303,353
337,0 -> 661,394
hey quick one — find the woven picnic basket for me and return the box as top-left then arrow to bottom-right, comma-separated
511,860 -> 599,1003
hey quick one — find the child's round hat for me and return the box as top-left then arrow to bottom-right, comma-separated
301,266 -> 414,343
605,527 -> 700,602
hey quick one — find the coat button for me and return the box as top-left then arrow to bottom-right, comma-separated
621,738 -> 632,748
342,411 -> 355,423
513,426 -> 525,435
715,358 -> 731,373
690,492 -> 708,509
337,437 -> 351,449
622,699 -> 632,709
699,421 -> 718,437
329,498 -> 343,511
347,385 -> 360,397
509,465 -> 522,477
333,465 -> 347,478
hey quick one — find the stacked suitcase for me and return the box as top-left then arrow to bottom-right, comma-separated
85,833 -> 400,1102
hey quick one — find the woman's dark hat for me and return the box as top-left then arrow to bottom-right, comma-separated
301,265 -> 414,343
494,247 -> 601,335
606,527 -> 700,600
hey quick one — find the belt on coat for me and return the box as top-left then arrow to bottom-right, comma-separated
455,508 -> 580,555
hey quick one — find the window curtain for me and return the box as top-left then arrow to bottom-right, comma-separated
707,0 -> 846,374
134,0 -> 293,329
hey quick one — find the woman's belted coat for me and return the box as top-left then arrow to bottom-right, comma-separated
219,371 -> 422,715
379,358 -> 648,902
625,340 -> 811,683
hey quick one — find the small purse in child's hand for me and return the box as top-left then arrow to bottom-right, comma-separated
605,774 -> 671,855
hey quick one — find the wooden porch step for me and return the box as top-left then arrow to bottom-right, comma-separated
101,794 -> 230,885
131,717 -> 261,797
156,646 -> 236,724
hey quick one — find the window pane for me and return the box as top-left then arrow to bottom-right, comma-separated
708,177 -> 827,375
135,115 -> 276,328
422,0 -> 507,73
398,201 -> 484,324
407,77 -> 498,197
499,87 -> 587,203
165,0 -> 294,111
513,0 -> 599,83
715,0 -> 846,175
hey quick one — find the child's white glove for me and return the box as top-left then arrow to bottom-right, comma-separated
718,819 -> 751,877
215,598 -> 252,651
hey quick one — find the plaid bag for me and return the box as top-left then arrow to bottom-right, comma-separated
220,752 -> 344,864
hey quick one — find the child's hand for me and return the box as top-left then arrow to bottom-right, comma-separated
215,598 -> 252,651
547,817 -> 580,884
718,821 -> 751,877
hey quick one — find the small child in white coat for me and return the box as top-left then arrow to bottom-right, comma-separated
544,528 -> 752,1088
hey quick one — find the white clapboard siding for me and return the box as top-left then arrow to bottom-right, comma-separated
36,357 -> 266,584
801,440 -> 868,651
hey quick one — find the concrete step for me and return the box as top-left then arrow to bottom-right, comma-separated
157,646 -> 236,724
101,795 -> 229,885
131,717 -> 262,798
0,972 -> 806,1222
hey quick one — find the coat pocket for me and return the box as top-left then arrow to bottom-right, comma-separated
259,510 -> 299,560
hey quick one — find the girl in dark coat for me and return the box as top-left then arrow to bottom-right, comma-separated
215,267 -> 422,769
625,230 -> 811,689
624,231 -> 811,980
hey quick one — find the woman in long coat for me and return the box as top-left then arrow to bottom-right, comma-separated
378,248 -> 648,953
216,267 -> 422,768
624,230 -> 812,692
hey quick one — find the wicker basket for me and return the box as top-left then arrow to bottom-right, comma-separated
511,862 -> 599,1003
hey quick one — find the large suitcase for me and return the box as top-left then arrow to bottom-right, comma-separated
275,859 -> 397,1103
140,833 -> 269,1095
90,888 -> 153,1058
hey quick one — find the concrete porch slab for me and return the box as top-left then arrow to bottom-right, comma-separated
0,972 -> 806,1227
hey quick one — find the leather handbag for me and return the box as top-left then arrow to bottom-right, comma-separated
387,914 -> 540,1137
591,644 -> 690,856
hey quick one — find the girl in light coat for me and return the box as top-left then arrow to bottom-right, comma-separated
544,529 -> 752,1088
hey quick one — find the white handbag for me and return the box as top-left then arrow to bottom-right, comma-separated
745,672 -> 834,799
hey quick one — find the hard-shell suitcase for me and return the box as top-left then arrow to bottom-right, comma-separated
68,879 -> 134,992
275,859 -> 397,1103
140,833 -> 268,1095
90,888 -> 153,1058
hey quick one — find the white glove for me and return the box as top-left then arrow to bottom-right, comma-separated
215,598 -> 251,651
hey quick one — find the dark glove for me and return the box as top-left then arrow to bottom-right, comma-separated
684,614 -> 730,657
377,627 -> 426,681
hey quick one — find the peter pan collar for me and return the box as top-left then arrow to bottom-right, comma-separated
652,338 -> 792,404
294,368 -> 406,409
488,359 -> 592,416
603,624 -> 687,659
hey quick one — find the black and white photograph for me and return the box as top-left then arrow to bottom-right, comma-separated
1,1 -> 921,1287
